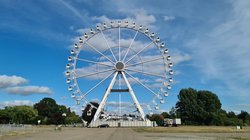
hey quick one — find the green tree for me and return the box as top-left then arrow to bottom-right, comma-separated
34,98 -> 65,124
169,107 -> 177,118
1,106 -> 37,124
65,108 -> 81,124
148,114 -> 164,126
161,112 -> 170,118
0,108 -> 11,124
237,111 -> 250,125
176,88 -> 221,125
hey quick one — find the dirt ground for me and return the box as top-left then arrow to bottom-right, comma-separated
1,126 -> 250,140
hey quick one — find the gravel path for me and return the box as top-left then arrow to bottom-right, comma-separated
1,127 -> 250,140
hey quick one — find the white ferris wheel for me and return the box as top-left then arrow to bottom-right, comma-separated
66,21 -> 173,122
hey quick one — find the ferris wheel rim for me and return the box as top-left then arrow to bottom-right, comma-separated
66,21 -> 174,117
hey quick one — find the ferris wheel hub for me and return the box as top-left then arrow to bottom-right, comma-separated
115,61 -> 125,71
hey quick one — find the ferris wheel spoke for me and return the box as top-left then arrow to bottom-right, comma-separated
119,73 -> 121,89
125,41 -> 154,64
85,42 -> 115,64
80,71 -> 114,98
126,57 -> 163,67
122,31 -> 138,62
126,68 -> 166,78
76,58 -> 113,67
76,68 -> 114,79
100,30 -> 118,62
118,27 -> 121,61
125,71 -> 159,97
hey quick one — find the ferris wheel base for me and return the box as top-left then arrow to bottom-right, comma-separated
89,120 -> 157,127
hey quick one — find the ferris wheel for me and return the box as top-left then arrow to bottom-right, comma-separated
65,21 -> 173,122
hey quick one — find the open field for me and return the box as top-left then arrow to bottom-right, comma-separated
0,126 -> 250,140
134,126 -> 250,133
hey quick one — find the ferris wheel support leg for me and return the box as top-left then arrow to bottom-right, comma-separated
121,71 -> 146,121
93,72 -> 118,122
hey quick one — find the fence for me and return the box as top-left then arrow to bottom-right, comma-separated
0,124 -> 33,136
90,120 -> 156,127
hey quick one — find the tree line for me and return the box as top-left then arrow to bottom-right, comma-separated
0,98 -> 81,124
148,88 -> 250,126
1,88 -> 250,126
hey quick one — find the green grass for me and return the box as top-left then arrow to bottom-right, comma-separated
133,126 -> 250,133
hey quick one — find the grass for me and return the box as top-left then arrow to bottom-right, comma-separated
133,126 -> 250,133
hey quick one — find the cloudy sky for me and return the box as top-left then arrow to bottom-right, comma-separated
0,0 -> 250,114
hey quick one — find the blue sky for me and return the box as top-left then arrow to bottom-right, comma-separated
0,0 -> 250,115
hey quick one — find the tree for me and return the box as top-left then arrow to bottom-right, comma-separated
0,106 -> 37,124
161,112 -> 170,118
0,108 -> 11,124
176,88 -> 221,125
34,98 -> 65,124
227,111 -> 237,118
237,110 -> 250,125
148,114 -> 164,126
169,107 -> 177,118
65,108 -> 81,124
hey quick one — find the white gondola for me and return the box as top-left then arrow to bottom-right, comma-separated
70,49 -> 75,55
132,22 -> 136,28
150,32 -> 155,37
65,71 -> 70,77
125,21 -> 129,27
155,105 -> 159,110
167,85 -> 171,90
103,23 -> 107,28
76,99 -> 80,105
68,86 -> 73,91
156,37 -> 160,42
96,25 -> 101,31
145,28 -> 149,33
118,21 -> 121,26
169,78 -> 173,83
167,56 -> 171,61
160,99 -> 165,104
74,44 -> 78,49
139,25 -> 143,30
160,42 -> 165,48
79,38 -> 83,43
169,70 -> 173,75
71,93 -> 76,98
66,63 -> 71,69
164,48 -> 168,54
68,56 -> 73,62
84,33 -> 88,38
168,62 -> 173,68
90,28 -> 95,34
163,92 -> 169,97
110,21 -> 114,27
66,78 -> 71,84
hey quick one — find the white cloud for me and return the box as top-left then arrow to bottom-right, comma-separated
172,53 -> 191,64
164,16 -> 175,21
186,1 -> 250,97
5,86 -> 53,96
92,9 -> 156,29
0,100 -> 34,108
60,0 -> 88,23
0,75 -> 28,88
106,101 -> 134,108
0,74 -> 53,96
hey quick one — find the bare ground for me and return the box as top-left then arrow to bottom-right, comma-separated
1,126 -> 250,140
